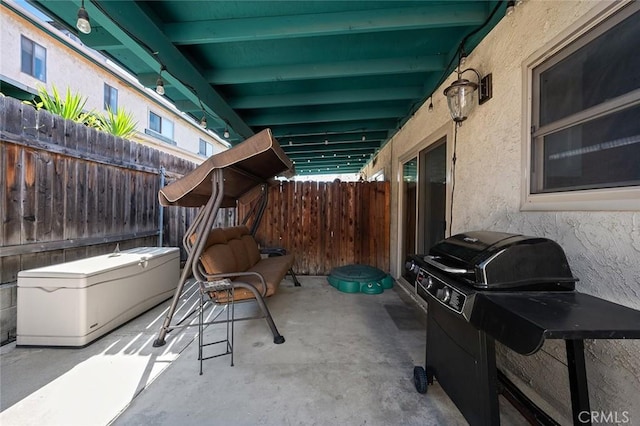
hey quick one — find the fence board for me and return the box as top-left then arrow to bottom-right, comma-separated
21,149 -> 37,244
51,114 -> 66,146
86,162 -> 98,236
382,181 -> 391,271
125,170 -> 134,233
52,154 -> 65,240
283,181 -> 294,256
330,181 -> 342,269
112,135 -> 123,163
0,256 -> 20,285
97,163 -> 107,235
76,161 -> 88,237
114,167 -> 124,235
2,145 -> 22,245
353,182 -> 362,264
135,172 -> 144,232
36,151 -> 53,242
309,182 -> 322,274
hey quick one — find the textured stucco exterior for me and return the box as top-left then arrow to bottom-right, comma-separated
362,1 -> 640,423
0,2 -> 226,163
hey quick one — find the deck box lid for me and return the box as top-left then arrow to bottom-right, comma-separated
17,247 -> 179,283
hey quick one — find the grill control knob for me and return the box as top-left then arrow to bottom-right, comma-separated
436,287 -> 452,303
442,288 -> 451,304
405,261 -> 419,274
426,277 -> 434,290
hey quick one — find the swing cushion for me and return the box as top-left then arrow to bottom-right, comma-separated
199,225 -> 294,302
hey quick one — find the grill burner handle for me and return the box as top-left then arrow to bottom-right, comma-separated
424,256 -> 471,274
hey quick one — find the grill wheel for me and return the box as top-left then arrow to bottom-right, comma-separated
413,366 -> 428,394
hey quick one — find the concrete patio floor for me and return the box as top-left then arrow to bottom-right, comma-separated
1,276 -> 528,425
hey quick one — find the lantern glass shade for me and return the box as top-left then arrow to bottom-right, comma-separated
76,7 -> 91,34
155,78 -> 165,95
444,78 -> 478,122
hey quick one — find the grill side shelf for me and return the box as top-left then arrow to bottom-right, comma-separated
470,291 -> 640,355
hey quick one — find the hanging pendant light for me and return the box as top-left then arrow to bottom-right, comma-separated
155,78 -> 165,95
156,65 -> 166,95
76,0 -> 91,34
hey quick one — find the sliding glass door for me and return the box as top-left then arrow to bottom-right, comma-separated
418,139 -> 447,252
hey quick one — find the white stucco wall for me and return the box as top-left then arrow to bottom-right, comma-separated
363,0 -> 640,423
0,2 -> 226,163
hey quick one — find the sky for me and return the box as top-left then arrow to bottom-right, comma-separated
14,0 -> 52,22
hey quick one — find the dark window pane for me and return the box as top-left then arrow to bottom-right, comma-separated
21,36 -> 33,75
104,84 -> 117,110
538,104 -> 640,192
539,9 -> 640,126
103,85 -> 110,110
149,112 -> 161,132
420,142 -> 446,251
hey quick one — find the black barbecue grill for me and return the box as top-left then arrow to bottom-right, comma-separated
405,231 -> 578,324
405,230 -> 640,426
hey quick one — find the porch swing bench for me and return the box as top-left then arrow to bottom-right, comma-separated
194,225 -> 298,307
153,129 -> 298,350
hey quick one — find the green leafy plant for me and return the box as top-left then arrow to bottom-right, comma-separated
23,85 -> 139,139
96,107 -> 138,139
26,85 -> 90,123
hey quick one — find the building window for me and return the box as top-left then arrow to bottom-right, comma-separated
104,84 -> 118,111
149,112 -> 162,133
526,2 -> 640,210
146,111 -> 175,144
21,36 -> 46,81
199,139 -> 214,157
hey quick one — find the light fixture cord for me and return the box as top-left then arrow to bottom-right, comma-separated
448,123 -> 459,237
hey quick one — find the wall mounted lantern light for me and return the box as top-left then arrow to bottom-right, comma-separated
443,63 -> 492,123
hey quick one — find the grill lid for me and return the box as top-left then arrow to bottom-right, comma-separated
427,231 -> 577,289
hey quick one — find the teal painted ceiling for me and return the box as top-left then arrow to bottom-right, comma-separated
29,0 -> 506,176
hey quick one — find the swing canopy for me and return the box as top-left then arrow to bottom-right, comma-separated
158,129 -> 295,208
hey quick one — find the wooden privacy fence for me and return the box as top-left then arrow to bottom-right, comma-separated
0,96 -> 204,286
242,180 -> 390,275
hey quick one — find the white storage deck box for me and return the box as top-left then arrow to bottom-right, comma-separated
17,247 -> 179,347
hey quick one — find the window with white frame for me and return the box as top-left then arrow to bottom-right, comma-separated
527,2 -> 640,208
147,111 -> 175,144
104,83 -> 118,111
21,36 -> 46,82
199,139 -> 214,157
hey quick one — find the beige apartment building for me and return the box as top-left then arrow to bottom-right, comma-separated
0,0 -> 228,163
